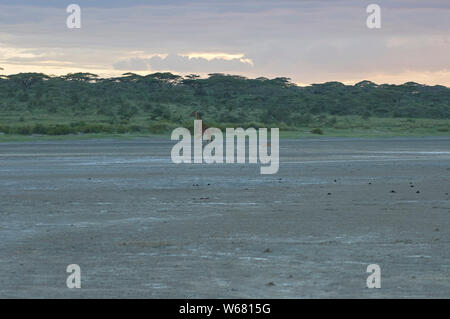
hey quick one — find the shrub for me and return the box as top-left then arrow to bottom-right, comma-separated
14,125 -> 33,135
129,125 -> 142,132
148,122 -> 173,134
47,124 -> 72,135
0,125 -> 11,134
117,125 -> 128,133
32,123 -> 47,134
310,128 -> 324,135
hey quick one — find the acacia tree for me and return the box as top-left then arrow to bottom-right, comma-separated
7,73 -> 50,91
63,73 -> 99,82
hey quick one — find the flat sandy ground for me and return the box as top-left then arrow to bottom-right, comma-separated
0,137 -> 449,298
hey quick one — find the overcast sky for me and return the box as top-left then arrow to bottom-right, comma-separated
0,0 -> 449,86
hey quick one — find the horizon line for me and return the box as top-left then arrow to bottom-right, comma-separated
1,71 -> 449,89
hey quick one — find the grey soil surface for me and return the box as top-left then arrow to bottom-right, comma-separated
0,137 -> 449,298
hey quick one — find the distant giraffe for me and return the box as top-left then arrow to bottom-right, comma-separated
191,111 -> 211,142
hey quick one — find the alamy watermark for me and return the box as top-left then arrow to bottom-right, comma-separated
66,4 -> 81,29
366,4 -> 381,29
171,120 -> 279,174
66,264 -> 81,288
366,264 -> 381,288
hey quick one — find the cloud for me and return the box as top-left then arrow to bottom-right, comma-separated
113,53 -> 254,73
0,44 -> 49,59
180,52 -> 254,66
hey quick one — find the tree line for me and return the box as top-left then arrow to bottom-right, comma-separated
0,72 -> 449,135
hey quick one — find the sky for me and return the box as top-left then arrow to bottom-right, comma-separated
0,0 -> 449,86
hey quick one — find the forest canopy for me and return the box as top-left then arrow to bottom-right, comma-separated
0,72 -> 449,135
